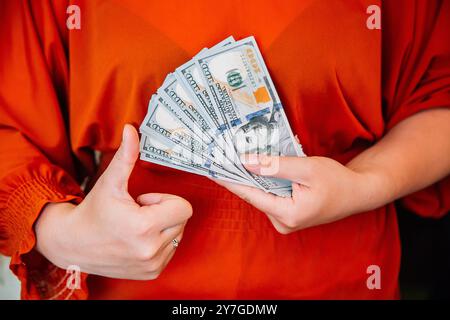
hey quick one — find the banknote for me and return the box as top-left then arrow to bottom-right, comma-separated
195,36 -> 305,192
152,91 -> 249,179
196,36 -> 304,155
174,36 -> 236,134
158,73 -> 251,177
141,136 -> 291,196
176,57 -> 226,135
140,134 -> 253,186
158,73 -> 217,145
139,95 -> 250,183
139,36 -> 305,197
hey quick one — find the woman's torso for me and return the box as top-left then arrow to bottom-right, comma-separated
66,0 -> 399,299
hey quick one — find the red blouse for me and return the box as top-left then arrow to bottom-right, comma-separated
0,0 -> 449,299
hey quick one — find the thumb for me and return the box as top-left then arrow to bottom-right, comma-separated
102,124 -> 140,192
240,154 -> 312,183
136,193 -> 165,206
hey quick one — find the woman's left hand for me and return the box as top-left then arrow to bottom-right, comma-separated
214,154 -> 374,234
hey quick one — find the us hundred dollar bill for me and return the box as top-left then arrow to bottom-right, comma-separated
139,95 -> 249,183
140,134 -> 253,186
158,73 -> 248,175
153,91 -> 248,180
174,36 -> 235,135
195,36 -> 305,192
158,73 -> 217,145
176,57 -> 227,135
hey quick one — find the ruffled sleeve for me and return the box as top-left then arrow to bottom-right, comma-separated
382,0 -> 450,218
0,0 -> 89,299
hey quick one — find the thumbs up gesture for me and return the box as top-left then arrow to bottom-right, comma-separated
35,125 -> 192,280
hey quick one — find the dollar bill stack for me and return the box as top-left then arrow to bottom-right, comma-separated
139,36 -> 305,197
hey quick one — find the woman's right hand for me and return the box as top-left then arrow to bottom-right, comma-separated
35,125 -> 192,280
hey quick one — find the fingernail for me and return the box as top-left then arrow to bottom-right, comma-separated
240,154 -> 259,165
121,125 -> 128,145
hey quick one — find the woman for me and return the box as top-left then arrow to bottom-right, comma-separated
0,0 -> 449,299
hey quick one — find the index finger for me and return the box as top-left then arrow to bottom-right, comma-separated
241,154 -> 312,184
138,193 -> 193,230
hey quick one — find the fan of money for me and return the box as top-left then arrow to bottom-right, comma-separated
139,36 -> 305,197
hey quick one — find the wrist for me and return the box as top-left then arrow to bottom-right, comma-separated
346,164 -> 394,214
35,202 -> 78,269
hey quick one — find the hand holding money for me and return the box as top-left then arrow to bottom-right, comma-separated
214,154 -> 368,234
139,36 -> 305,197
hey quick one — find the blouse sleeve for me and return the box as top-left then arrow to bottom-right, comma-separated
0,0 -> 88,299
382,0 -> 450,218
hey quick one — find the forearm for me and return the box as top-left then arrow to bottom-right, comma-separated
347,108 -> 450,212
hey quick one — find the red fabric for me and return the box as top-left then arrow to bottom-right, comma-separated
0,0 -> 448,299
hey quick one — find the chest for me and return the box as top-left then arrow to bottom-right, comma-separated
70,0 -> 382,155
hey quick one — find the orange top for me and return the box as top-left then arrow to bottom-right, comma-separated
0,0 -> 449,299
